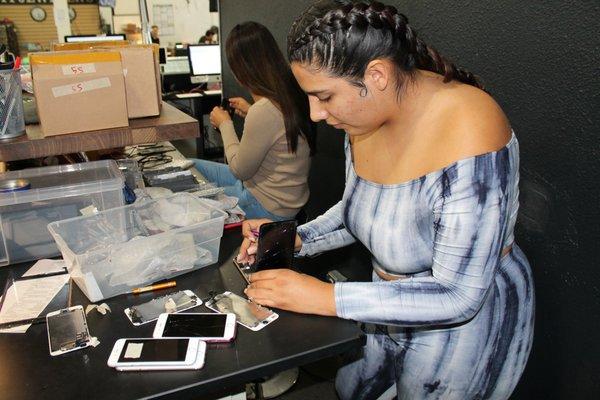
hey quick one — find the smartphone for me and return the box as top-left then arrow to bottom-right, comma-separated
47,306 -> 92,356
205,291 -> 278,331
255,220 -> 297,269
107,338 -> 204,369
235,220 -> 297,283
115,350 -> 205,371
153,312 -> 236,342
221,97 -> 234,117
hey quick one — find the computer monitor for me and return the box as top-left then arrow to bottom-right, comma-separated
188,44 -> 221,76
64,34 -> 126,43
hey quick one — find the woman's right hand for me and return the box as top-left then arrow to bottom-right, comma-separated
229,97 -> 251,118
237,218 -> 303,265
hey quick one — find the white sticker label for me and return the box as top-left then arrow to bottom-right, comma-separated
52,77 -> 111,98
124,342 -> 143,359
61,63 -> 96,76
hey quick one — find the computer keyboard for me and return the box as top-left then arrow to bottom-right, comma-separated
162,59 -> 190,75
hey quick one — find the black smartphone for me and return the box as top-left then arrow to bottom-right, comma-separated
234,220 -> 297,283
221,97 -> 234,117
255,220 -> 297,270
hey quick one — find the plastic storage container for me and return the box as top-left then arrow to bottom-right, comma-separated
47,193 -> 227,302
0,160 -> 124,266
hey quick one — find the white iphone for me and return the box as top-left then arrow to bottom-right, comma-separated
153,312 -> 236,342
107,338 -> 205,370
115,341 -> 206,371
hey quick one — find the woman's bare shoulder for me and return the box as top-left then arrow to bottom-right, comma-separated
433,83 -> 512,160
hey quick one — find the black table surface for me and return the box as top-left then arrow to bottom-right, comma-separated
0,230 -> 366,400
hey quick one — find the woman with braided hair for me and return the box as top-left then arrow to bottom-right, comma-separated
239,1 -> 534,399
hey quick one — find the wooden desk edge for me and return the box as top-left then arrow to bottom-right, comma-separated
0,103 -> 199,162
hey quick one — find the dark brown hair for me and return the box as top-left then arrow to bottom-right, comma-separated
226,21 -> 316,154
288,0 -> 483,94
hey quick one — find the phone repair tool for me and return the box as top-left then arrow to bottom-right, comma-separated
131,281 -> 177,295
67,277 -> 73,308
16,268 -> 69,281
0,316 -> 46,330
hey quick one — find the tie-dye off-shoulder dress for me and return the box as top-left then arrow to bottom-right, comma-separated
297,132 -> 534,400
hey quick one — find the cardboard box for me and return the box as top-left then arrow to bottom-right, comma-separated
53,41 -> 128,51
53,43 -> 162,119
117,46 -> 161,118
30,51 -> 128,136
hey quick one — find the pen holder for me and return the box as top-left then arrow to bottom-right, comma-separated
0,68 -> 26,141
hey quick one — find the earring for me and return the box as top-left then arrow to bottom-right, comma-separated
359,87 -> 368,97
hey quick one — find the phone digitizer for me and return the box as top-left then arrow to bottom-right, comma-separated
124,289 -> 202,326
205,291 -> 278,331
46,306 -> 92,356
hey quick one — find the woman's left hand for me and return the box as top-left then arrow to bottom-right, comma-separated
244,269 -> 337,316
209,106 -> 231,129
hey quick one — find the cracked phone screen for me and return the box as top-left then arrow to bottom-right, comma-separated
254,220 -> 297,270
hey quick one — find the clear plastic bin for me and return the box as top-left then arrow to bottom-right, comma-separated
0,160 -> 124,266
47,193 -> 227,302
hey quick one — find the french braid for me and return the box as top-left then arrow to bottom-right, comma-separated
288,0 -> 483,90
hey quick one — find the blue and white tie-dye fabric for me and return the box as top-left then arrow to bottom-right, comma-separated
297,132 -> 534,400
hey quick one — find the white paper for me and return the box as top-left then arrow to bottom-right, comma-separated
22,259 -> 66,277
124,342 -> 144,359
0,274 -> 70,334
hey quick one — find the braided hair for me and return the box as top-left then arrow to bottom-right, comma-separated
288,0 -> 483,93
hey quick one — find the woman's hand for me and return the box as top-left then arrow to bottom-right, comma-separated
209,106 -> 232,129
229,97 -> 251,118
245,269 -> 336,316
237,219 -> 304,265
237,218 -> 272,265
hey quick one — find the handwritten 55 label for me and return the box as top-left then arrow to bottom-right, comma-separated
52,77 -> 111,98
61,63 -> 96,76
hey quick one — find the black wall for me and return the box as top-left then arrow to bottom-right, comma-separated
219,1 -> 600,398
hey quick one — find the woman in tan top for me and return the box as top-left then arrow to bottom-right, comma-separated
194,21 -> 315,220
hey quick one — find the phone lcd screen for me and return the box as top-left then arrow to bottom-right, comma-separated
162,314 -> 227,338
126,290 -> 202,325
208,292 -> 274,329
117,339 -> 190,363
47,307 -> 90,355
255,220 -> 297,270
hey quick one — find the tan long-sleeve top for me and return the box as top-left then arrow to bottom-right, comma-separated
218,97 -> 311,217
